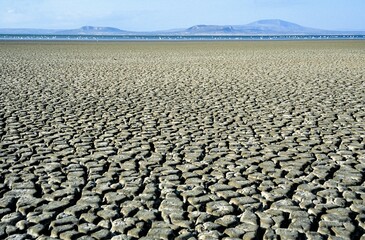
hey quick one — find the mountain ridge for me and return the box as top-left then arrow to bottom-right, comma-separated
56,26 -> 130,35
1,19 -> 364,35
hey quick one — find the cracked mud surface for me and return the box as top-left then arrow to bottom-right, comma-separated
1,41 -> 365,239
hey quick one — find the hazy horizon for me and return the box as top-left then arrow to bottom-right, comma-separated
1,0 -> 365,31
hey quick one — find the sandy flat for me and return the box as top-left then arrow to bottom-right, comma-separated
0,41 -> 365,239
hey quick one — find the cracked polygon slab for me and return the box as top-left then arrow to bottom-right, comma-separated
206,200 -> 235,217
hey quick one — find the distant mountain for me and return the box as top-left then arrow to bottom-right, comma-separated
184,25 -> 236,34
239,19 -> 323,34
180,19 -> 326,35
0,28 -> 59,34
0,26 -> 130,35
1,20 -> 364,36
56,26 -> 130,35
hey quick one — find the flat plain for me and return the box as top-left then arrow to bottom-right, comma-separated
1,41 -> 365,239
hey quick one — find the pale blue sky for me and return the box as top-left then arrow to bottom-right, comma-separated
0,0 -> 364,31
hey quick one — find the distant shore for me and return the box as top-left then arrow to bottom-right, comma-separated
1,33 -> 365,42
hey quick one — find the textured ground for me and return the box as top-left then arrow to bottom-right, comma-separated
1,41 -> 365,240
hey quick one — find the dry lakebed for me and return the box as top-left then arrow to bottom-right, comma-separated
1,41 -> 365,239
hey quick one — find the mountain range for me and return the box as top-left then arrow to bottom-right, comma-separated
1,19 -> 364,35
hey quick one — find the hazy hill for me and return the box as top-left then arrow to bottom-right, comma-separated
181,19 -> 326,35
56,26 -> 130,35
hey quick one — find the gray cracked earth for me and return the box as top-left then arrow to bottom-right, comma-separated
0,41 -> 365,239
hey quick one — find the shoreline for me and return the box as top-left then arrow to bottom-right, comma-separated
1,33 -> 365,42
